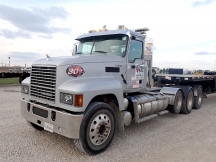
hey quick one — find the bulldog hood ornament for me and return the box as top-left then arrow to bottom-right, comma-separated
46,54 -> 51,61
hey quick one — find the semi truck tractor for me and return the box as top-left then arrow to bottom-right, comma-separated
20,25 -> 215,155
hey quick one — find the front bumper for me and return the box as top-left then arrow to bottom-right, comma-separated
20,99 -> 83,139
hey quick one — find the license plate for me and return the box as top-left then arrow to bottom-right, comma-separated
44,122 -> 53,133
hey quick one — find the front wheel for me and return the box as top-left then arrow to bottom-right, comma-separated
74,102 -> 116,155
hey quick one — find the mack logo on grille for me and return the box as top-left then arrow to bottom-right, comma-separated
41,92 -> 53,97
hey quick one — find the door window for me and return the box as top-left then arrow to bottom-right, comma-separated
128,40 -> 143,63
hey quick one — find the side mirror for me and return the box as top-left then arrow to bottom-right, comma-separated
131,36 -> 136,40
72,44 -> 77,56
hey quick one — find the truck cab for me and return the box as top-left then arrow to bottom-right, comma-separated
20,25 -> 203,155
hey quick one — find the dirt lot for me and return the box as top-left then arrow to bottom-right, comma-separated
0,85 -> 216,162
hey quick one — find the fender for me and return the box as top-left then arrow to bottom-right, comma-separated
160,87 -> 182,105
58,76 -> 125,111
172,85 -> 194,99
21,76 -> 31,85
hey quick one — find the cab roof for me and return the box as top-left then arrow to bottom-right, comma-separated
75,29 -> 145,40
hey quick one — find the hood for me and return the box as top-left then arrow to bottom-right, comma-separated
32,54 -> 123,66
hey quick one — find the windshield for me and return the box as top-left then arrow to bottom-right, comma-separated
77,34 -> 128,57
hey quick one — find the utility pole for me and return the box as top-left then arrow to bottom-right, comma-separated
8,57 -> 10,67
214,60 -> 216,72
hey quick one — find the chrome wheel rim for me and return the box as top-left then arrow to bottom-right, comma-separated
197,90 -> 203,105
89,114 -> 111,145
176,93 -> 182,112
187,91 -> 193,111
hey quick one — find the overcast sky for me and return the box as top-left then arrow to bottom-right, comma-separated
0,0 -> 216,70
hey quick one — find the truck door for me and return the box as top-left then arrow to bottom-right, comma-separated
126,37 -> 146,90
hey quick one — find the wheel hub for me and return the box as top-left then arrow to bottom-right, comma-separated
99,125 -> 106,135
89,114 -> 111,145
176,94 -> 182,111
187,91 -> 193,111
198,91 -> 202,105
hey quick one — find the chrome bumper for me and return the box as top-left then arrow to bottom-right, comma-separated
20,99 -> 83,139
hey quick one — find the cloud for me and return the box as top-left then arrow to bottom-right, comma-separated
194,51 -> 216,55
0,29 -> 31,39
192,0 -> 215,7
0,4 -> 71,37
38,34 -> 53,39
8,52 -> 42,61
31,6 -> 70,19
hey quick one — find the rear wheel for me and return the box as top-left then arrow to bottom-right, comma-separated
181,88 -> 194,114
193,85 -> 203,109
168,90 -> 183,114
74,102 -> 116,155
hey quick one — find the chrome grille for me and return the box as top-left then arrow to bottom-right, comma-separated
30,66 -> 56,102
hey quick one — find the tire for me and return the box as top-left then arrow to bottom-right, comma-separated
168,90 -> 183,114
193,85 -> 203,109
180,88 -> 194,114
27,121 -> 44,131
74,102 -> 116,155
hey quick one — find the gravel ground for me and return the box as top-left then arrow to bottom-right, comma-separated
0,85 -> 216,162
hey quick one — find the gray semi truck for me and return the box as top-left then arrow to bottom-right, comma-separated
20,25 -> 215,155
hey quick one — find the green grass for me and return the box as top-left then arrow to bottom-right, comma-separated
0,77 -> 20,85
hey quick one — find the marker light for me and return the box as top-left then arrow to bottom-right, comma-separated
66,65 -> 84,77
118,25 -> 127,30
89,30 -> 96,33
145,43 -> 153,55
75,95 -> 83,107
102,25 -> 107,31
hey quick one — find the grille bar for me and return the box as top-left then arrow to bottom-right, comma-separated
31,82 -> 55,88
31,87 -> 54,93
30,76 -> 56,81
31,85 -> 55,91
30,66 -> 56,102
31,92 -> 55,100
31,79 -> 56,84
31,74 -> 56,78
32,71 -> 56,74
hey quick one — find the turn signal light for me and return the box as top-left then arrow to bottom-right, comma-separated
75,95 -> 83,107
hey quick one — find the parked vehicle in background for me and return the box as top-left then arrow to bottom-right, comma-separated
0,66 -> 30,83
21,67 -> 31,73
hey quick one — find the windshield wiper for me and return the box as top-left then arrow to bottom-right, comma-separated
93,50 -> 107,54
76,52 -> 83,54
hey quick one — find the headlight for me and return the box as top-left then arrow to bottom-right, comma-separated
60,93 -> 73,105
22,85 -> 29,94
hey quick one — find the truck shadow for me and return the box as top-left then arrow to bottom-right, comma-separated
29,112 -> 188,157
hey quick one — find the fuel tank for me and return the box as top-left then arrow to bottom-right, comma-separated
132,93 -> 169,118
